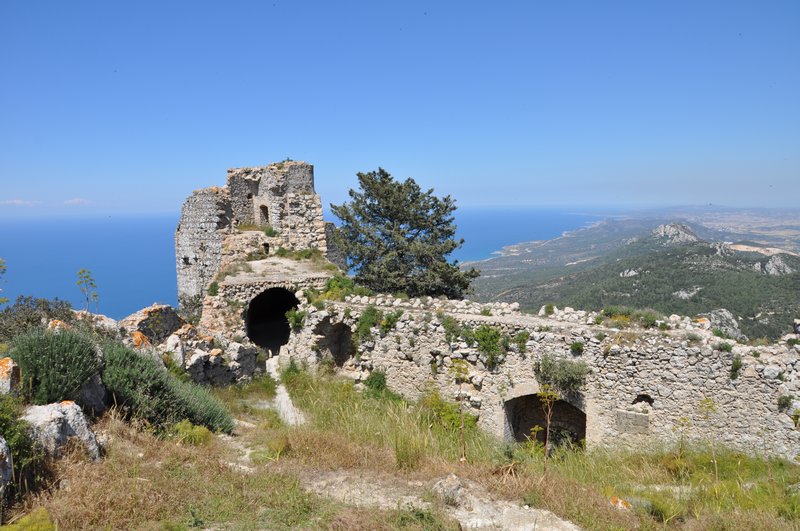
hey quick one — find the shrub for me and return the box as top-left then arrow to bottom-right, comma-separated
729,354 -> 743,379
207,282 -> 219,296
602,306 -> 632,318
716,342 -> 733,353
379,310 -> 403,335
634,310 -> 660,329
439,313 -> 462,343
544,303 -> 555,316
474,324 -> 505,369
0,394 -> 42,498
364,370 -> 387,393
788,338 -> 800,347
570,341 -> 585,355
172,419 -> 212,446
535,354 -> 590,395
480,308 -> 492,316
778,395 -> 794,412
0,296 -> 73,341
11,329 -> 100,405
263,224 -> 279,237
102,341 -> 233,433
419,390 -> 478,432
712,328 -> 732,339
514,331 -> 530,353
686,332 -> 702,343
355,305 -> 382,343
285,309 -> 307,332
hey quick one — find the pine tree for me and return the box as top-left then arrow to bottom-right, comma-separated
331,168 -> 478,298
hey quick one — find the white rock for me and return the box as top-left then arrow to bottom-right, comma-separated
23,401 -> 100,459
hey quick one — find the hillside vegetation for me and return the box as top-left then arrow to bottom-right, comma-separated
471,218 -> 800,339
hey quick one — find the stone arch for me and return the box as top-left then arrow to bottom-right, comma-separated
245,287 -> 299,355
312,317 -> 355,367
259,205 -> 269,225
504,391 -> 586,446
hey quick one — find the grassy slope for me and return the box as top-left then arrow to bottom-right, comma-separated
9,370 -> 800,530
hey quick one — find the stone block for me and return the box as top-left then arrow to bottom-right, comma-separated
615,409 -> 650,434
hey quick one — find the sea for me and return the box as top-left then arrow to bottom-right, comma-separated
0,207 -> 604,320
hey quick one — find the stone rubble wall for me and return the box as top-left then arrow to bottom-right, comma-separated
276,295 -> 800,460
175,187 -> 232,306
176,161 -> 329,309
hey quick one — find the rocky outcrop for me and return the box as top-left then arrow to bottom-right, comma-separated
0,358 -> 20,396
120,304 -> 185,344
699,308 -> 747,341
23,401 -> 100,460
652,223 -> 700,245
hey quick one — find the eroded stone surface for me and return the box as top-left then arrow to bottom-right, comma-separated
23,401 -> 100,460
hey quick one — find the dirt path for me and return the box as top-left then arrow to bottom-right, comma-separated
264,357 -> 306,426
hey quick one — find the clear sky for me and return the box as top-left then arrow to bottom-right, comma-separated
1,1 -> 798,216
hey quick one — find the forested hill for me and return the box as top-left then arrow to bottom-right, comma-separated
469,217 -> 800,340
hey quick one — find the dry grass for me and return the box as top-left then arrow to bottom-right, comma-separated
9,411 -> 455,530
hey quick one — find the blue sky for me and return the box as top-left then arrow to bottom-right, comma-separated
1,1 -> 798,216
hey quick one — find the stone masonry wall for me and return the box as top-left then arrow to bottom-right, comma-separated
175,187 -> 232,306
275,295 -> 800,460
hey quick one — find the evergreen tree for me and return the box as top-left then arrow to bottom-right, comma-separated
331,168 -> 478,298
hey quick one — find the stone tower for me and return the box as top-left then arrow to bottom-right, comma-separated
175,161 -> 331,308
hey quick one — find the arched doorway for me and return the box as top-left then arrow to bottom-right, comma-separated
312,317 -> 355,366
245,288 -> 299,354
505,394 -> 586,446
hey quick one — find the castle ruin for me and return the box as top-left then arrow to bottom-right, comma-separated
175,160 -> 800,461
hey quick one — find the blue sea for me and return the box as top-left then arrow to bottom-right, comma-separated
0,207 -> 604,319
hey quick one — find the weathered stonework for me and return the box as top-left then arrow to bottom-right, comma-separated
268,296 -> 800,461
176,161 -> 333,308
174,161 -> 800,461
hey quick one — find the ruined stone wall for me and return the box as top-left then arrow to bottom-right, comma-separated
175,187 -> 232,306
277,296 -> 800,460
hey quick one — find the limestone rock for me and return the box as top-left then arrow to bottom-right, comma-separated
652,223 -> 700,245
0,436 -> 11,501
120,304 -> 185,344
0,357 -> 20,395
77,373 -> 108,416
699,309 -> 747,341
432,474 -> 464,507
23,401 -> 100,459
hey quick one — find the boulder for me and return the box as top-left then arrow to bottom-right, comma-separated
0,357 -> 20,396
432,473 -> 464,507
699,309 -> 747,341
120,304 -> 185,344
23,401 -> 100,459
0,435 -> 12,501
77,373 -> 108,416
72,310 -> 120,335
227,342 -> 258,380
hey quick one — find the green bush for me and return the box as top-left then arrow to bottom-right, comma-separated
0,296 -> 73,342
712,328 -> 731,339
514,331 -> 530,353
355,305 -> 382,342
602,306 -> 633,318
364,370 -> 387,393
544,303 -> 555,316
11,329 -> 100,405
570,341 -> 584,355
474,324 -> 505,369
778,395 -> 794,412
0,395 -> 42,498
730,354 -> 743,379
172,419 -> 212,445
263,224 -> 279,237
207,282 -> 219,296
102,341 -> 233,433
439,314 -> 462,343
535,354 -> 590,395
634,310 -> 660,329
379,310 -> 403,335
716,342 -> 733,353
285,309 -> 307,332
419,390 -> 478,432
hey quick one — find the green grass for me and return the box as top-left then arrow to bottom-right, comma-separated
283,368 -> 501,467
